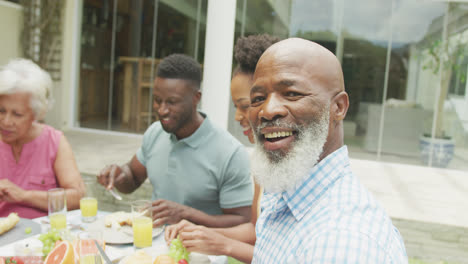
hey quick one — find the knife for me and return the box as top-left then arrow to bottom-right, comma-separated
94,239 -> 113,264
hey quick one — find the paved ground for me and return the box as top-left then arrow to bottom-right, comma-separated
65,128 -> 468,263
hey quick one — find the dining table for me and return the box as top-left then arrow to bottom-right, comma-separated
0,210 -> 228,264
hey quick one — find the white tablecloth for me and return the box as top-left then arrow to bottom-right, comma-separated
0,210 -> 227,264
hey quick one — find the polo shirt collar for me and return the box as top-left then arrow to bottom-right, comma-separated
282,146 -> 349,221
170,111 -> 211,148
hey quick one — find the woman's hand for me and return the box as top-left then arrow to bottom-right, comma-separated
179,225 -> 232,256
0,179 -> 26,203
165,219 -> 195,243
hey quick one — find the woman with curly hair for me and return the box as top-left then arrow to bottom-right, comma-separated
165,34 -> 280,263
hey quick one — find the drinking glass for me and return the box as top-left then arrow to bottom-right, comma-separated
78,230 -> 103,264
80,178 -> 98,223
131,200 -> 153,249
47,188 -> 67,229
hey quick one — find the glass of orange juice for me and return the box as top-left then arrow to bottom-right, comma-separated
80,178 -> 98,223
131,200 -> 153,249
47,188 -> 67,229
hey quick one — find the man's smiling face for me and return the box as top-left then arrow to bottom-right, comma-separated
248,49 -> 330,162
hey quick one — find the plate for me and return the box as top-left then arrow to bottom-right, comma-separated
0,217 -> 41,246
87,217 -> 163,244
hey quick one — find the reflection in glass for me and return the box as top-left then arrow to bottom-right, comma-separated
229,0 -> 468,171
78,0 -> 207,133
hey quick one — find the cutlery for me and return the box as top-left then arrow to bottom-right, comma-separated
94,239 -> 113,264
108,188 -> 122,201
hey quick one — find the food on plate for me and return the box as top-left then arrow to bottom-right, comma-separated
122,250 -> 152,264
177,259 -> 188,264
153,255 -> 176,264
4,257 -> 24,264
44,240 -> 74,264
168,238 -> 189,263
0,212 -> 20,235
24,227 -> 32,234
104,211 -> 141,229
38,228 -> 63,257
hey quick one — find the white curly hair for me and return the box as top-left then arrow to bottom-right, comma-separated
0,58 -> 54,120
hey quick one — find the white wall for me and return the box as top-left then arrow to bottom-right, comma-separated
48,0 -> 82,129
0,1 -> 22,66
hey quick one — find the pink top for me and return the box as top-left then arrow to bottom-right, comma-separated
0,125 -> 62,219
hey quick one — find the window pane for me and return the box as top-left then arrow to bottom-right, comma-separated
78,0 -> 207,133
230,0 -> 468,171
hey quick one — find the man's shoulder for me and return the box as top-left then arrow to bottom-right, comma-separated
298,174 -> 406,260
202,117 -> 244,149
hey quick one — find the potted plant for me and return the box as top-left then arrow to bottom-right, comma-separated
419,4 -> 467,168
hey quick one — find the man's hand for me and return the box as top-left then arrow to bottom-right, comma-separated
165,219 -> 195,243
0,179 -> 25,203
97,164 -> 129,190
151,199 -> 188,227
179,225 -> 231,256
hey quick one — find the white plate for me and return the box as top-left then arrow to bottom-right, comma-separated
0,217 -> 41,246
87,217 -> 163,244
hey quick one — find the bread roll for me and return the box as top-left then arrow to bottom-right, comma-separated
0,212 -> 20,235
153,255 -> 176,264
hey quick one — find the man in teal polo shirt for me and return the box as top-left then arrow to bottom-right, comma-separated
98,54 -> 253,228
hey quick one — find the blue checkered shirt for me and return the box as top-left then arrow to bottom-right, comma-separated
252,146 -> 407,263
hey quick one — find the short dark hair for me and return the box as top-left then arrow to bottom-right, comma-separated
234,34 -> 281,74
157,54 -> 202,89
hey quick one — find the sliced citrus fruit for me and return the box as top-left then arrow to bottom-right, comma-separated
44,240 -> 75,264
76,239 -> 105,256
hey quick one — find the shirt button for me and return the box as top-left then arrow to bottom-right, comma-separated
41,180 -> 45,184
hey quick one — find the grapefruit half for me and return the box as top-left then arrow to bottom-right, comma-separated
44,240 -> 75,264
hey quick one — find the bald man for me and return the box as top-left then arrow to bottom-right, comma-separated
248,38 -> 407,263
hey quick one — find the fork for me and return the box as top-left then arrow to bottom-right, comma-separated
108,188 -> 123,201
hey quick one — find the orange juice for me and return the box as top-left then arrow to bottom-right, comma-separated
132,216 -> 152,248
50,213 -> 67,229
80,197 -> 98,218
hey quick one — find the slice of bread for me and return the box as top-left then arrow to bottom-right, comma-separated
0,212 -> 20,235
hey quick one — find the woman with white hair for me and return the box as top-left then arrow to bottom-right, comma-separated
0,58 -> 84,219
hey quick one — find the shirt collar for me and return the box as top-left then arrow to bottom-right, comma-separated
282,146 -> 350,221
170,111 -> 211,148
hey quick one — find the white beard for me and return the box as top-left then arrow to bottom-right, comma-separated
251,107 -> 330,193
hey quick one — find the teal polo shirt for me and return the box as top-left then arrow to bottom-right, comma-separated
136,113 -> 253,215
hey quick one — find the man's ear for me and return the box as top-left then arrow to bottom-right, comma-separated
331,91 -> 349,121
193,90 -> 202,105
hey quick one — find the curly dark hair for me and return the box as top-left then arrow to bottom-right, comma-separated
234,34 -> 281,74
157,54 -> 202,90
